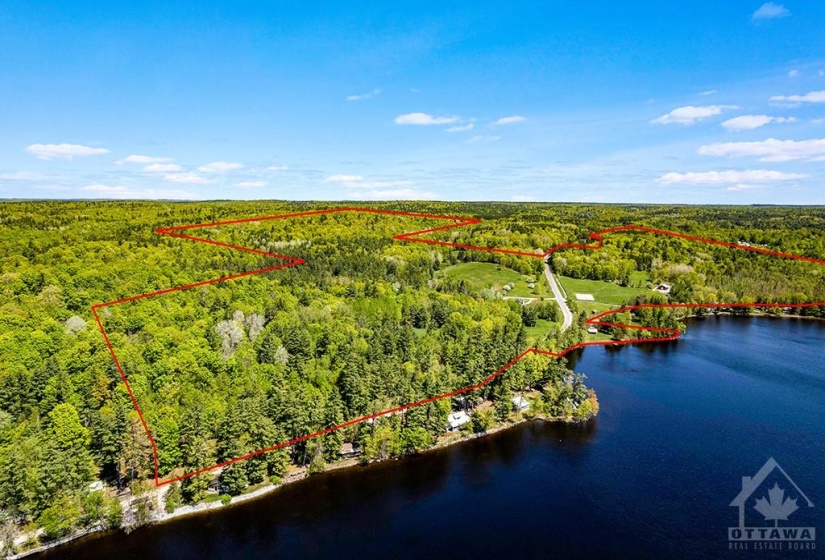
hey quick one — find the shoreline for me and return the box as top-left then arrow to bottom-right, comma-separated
11,413 -> 562,559
679,310 -> 825,326
12,314 -> 822,559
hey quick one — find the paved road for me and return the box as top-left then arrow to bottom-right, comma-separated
544,261 -> 573,331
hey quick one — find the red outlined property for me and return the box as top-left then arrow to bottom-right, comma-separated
90,207 -> 825,486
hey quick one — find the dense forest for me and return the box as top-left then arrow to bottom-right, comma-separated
0,201 -> 823,552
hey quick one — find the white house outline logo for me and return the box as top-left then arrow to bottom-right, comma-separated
729,457 -> 815,543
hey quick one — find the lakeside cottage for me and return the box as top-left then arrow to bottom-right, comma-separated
511,395 -> 530,411
339,442 -> 361,458
447,411 -> 471,430
654,283 -> 672,295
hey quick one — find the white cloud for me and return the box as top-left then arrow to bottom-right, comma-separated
446,123 -> 475,132
81,184 -> 198,199
812,118 -> 825,125
698,138 -> 825,162
752,2 -> 790,21
394,113 -> 461,125
264,165 -> 288,172
198,161 -> 244,173
725,184 -> 764,192
658,170 -> 808,184
652,105 -> 739,125
788,69 -> 800,78
769,90 -> 825,104
491,115 -> 526,126
347,188 -> 439,200
357,180 -> 412,188
326,174 -> 364,183
510,195 -> 536,202
326,174 -> 411,188
468,135 -> 501,143
235,181 -> 267,189
25,143 -> 109,160
0,171 -> 51,182
698,90 -> 717,96
143,163 -> 182,173
115,154 -> 172,165
346,88 -> 382,101
163,173 -> 213,184
721,115 -> 797,131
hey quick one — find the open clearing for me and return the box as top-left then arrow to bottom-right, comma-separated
524,318 -> 555,341
441,262 -> 548,298
558,275 -> 649,305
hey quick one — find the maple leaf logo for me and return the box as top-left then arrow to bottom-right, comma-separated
754,483 -> 799,527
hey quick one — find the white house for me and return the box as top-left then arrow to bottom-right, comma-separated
447,411 -> 471,430
654,283 -> 672,295
511,395 -> 529,411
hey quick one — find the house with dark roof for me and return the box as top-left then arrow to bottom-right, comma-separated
339,442 -> 361,458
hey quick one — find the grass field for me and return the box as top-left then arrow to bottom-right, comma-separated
440,262 -> 549,298
584,330 -> 614,343
628,270 -> 650,288
558,275 -> 648,305
561,274 -> 652,343
573,300 -> 614,316
524,318 -> 554,341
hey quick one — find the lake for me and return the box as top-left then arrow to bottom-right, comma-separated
37,317 -> 825,559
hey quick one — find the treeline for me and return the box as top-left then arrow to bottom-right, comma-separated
1,200 -> 821,547
0,202 -> 591,547
548,220 -> 825,314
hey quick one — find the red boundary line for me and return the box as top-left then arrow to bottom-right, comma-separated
90,207 -> 825,486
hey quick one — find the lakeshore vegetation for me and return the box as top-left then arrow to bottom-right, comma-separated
0,201 -> 823,552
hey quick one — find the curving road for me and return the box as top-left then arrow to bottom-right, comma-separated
544,261 -> 573,331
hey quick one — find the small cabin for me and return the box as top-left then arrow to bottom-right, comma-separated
447,411 -> 471,431
654,283 -> 672,295
339,442 -> 361,458
511,396 -> 530,411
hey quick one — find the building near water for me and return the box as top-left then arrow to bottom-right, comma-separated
339,442 -> 361,458
447,411 -> 471,430
512,395 -> 530,411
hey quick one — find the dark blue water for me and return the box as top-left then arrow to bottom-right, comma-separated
39,317 -> 825,559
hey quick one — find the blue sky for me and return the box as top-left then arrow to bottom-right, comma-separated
1,1 -> 824,203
